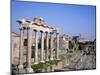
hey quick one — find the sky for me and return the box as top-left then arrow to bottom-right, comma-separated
12,0 -> 96,41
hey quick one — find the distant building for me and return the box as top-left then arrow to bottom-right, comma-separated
72,34 -> 89,43
11,32 -> 36,65
59,34 -> 69,50
12,32 -> 20,65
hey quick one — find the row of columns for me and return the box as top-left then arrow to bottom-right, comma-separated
18,27 -> 60,73
34,30 -> 60,64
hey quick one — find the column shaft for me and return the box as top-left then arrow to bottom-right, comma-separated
19,28 -> 24,65
50,32 -> 53,60
26,27 -> 33,72
46,32 -> 49,61
18,28 -> 24,73
34,30 -> 38,64
56,33 -> 60,60
40,31 -> 44,62
12,37 -> 14,64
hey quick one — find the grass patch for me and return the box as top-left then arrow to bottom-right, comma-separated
31,60 -> 60,72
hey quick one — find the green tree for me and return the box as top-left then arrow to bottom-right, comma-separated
69,41 -> 74,49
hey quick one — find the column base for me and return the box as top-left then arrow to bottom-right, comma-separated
50,58 -> 53,60
46,59 -> 49,61
34,62 -> 38,64
40,60 -> 45,63
26,68 -> 34,73
57,58 -> 60,60
18,64 -> 24,73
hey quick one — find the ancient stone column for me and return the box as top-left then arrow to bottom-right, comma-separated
56,32 -> 60,60
26,27 -> 33,73
18,27 -> 24,73
40,31 -> 45,62
50,32 -> 54,60
34,29 -> 38,64
12,36 -> 14,64
46,32 -> 49,61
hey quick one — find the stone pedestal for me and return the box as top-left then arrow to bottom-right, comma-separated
18,64 -> 24,73
47,66 -> 50,72
26,68 -> 34,73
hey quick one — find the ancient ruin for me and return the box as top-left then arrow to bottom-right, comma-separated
12,17 -> 96,74
16,17 -> 60,73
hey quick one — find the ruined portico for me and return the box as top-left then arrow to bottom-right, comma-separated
17,17 -> 60,73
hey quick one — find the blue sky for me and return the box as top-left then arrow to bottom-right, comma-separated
12,1 -> 96,41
